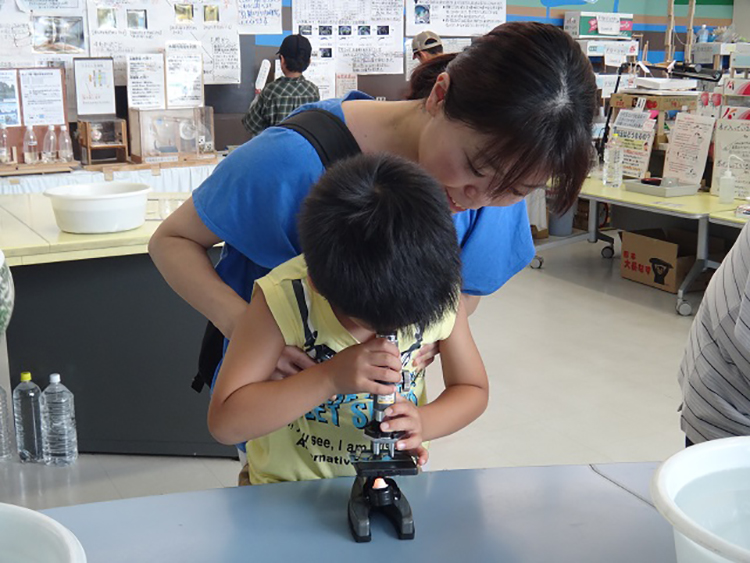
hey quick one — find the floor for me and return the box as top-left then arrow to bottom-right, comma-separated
0,237 -> 696,510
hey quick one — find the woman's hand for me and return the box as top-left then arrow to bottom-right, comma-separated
269,346 -> 317,380
381,395 -> 429,466
413,341 -> 439,370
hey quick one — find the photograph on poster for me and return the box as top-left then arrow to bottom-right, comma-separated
339,25 -> 351,35
377,25 -> 389,35
203,5 -> 219,23
97,8 -> 117,30
358,25 -> 370,35
299,25 -> 312,35
415,5 -> 430,24
127,9 -> 148,30
319,25 -> 332,36
320,47 -> 332,58
32,16 -> 86,54
0,72 -> 21,127
175,4 -> 194,23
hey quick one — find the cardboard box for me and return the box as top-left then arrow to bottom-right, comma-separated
565,11 -> 633,39
620,229 -> 723,294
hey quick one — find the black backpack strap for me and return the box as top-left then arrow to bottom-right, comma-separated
278,109 -> 361,167
291,279 -> 316,349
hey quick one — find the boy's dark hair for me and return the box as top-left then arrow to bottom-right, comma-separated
412,22 -> 597,214
299,153 -> 461,334
278,34 -> 312,73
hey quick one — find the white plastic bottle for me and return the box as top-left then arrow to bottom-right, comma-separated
13,371 -> 44,462
0,384 -> 12,460
0,122 -> 9,164
41,373 -> 78,466
602,134 -> 624,188
719,169 -> 736,204
22,126 -> 38,164
42,125 -> 57,163
58,125 -> 74,162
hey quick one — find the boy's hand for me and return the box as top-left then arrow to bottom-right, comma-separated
380,395 -> 428,467
324,337 -> 402,396
271,346 -> 316,380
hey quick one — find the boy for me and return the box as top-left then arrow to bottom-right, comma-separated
208,153 -> 488,484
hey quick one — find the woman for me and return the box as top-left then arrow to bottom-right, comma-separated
149,22 -> 597,382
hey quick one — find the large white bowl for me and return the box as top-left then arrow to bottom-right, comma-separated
651,436 -> 750,563
44,182 -> 151,234
0,502 -> 86,562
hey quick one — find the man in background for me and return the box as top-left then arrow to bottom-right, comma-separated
242,34 -> 320,137
412,30 -> 444,64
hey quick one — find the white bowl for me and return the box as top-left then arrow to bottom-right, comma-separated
0,502 -> 86,562
651,436 -> 750,563
44,182 -> 151,234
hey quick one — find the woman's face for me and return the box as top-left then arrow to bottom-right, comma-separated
419,74 -> 547,213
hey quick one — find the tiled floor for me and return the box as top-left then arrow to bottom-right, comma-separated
0,237 -> 695,510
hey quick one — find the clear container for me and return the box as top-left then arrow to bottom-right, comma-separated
0,122 -> 9,164
22,126 -> 38,165
602,133 -> 624,188
41,125 -> 57,163
0,384 -> 12,460
41,373 -> 77,466
13,371 -> 44,462
58,125 -> 74,163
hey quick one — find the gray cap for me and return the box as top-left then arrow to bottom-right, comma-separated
412,31 -> 443,54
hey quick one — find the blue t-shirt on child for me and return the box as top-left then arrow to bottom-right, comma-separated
193,90 -> 534,309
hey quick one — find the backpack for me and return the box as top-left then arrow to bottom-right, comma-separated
192,108 -> 362,393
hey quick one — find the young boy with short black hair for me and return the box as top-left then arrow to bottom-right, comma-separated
208,153 -> 488,484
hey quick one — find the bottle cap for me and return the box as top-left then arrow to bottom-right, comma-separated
20,371 -> 31,382
49,373 -> 60,384
723,169 -> 734,179
48,125 -> 54,130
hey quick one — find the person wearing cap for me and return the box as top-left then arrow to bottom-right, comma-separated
412,31 -> 444,64
242,34 -> 320,137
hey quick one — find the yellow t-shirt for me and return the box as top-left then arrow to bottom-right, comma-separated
247,255 -> 456,484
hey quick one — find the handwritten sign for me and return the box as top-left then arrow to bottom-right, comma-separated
713,119 -> 750,198
238,0 -> 281,34
613,111 -> 655,179
165,41 -> 203,109
663,113 -> 715,186
18,68 -> 66,125
335,73 -> 357,97
74,58 -> 116,115
406,0 -> 505,37
596,13 -> 621,36
127,53 -> 165,110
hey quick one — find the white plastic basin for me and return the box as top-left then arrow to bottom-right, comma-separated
0,502 -> 86,562
44,182 -> 151,234
651,436 -> 750,563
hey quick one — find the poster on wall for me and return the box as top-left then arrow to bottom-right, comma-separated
293,0 -> 404,76
405,0 -> 505,37
0,69 -> 22,126
87,0 -> 240,86
16,0 -> 82,12
237,0 -> 281,34
74,57 -> 116,115
127,53 -> 166,110
165,40 -> 204,108
31,14 -> 86,54
18,67 -> 66,125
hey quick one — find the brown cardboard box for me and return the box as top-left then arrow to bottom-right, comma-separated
620,229 -> 724,294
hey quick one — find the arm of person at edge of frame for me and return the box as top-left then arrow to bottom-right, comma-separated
412,293 -> 480,369
380,297 -> 489,466
207,287 -> 403,445
148,198 -> 317,376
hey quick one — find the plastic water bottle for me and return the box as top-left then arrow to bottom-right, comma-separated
42,373 -> 77,466
697,24 -> 710,43
58,125 -> 74,162
42,125 -> 57,163
0,384 -> 12,460
0,122 -> 9,164
22,126 -> 38,165
602,133 -> 624,188
13,371 -> 43,462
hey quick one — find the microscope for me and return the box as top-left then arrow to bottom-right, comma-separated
348,333 -> 419,542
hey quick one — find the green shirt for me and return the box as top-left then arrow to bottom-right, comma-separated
242,75 -> 321,136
